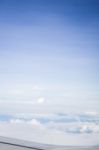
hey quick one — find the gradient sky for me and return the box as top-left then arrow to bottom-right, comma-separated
0,0 -> 99,114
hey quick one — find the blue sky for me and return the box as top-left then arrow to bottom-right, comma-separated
0,0 -> 99,146
0,0 -> 99,114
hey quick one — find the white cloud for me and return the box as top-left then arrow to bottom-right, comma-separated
10,119 -> 25,124
27,119 -> 41,126
37,97 -> 45,104
1,112 -> 99,135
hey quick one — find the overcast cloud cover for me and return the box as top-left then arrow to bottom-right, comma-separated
0,0 -> 99,146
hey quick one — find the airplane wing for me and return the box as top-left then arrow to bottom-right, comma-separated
0,136 -> 98,150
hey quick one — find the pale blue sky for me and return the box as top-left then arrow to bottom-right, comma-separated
0,0 -> 99,113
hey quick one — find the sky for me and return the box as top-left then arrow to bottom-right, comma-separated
0,0 -> 99,145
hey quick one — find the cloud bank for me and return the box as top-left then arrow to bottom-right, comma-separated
0,112 -> 99,134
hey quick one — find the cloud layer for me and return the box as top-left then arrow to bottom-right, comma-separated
0,112 -> 99,134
